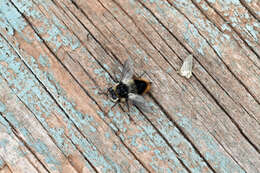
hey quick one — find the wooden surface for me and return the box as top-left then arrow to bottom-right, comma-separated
0,0 -> 259,172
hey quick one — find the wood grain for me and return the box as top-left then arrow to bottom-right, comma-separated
0,0 -> 259,172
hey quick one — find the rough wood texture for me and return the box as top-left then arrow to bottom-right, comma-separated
0,0 -> 259,172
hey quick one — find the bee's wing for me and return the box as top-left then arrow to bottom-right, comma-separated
128,93 -> 151,113
121,58 -> 134,84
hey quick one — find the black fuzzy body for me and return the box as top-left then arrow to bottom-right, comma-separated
115,82 -> 129,99
108,79 -> 149,103
133,79 -> 149,95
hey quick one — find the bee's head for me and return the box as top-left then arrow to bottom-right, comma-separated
108,87 -> 119,102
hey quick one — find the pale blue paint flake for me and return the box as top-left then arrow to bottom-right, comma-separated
0,1 -> 27,35
109,123 -> 118,132
245,24 -> 259,42
221,23 -> 231,32
105,132 -> 110,139
207,0 -> 216,3
103,64 -> 110,70
0,115 -> 13,135
201,3 -> 209,11
176,113 -> 245,173
0,158 -> 4,168
0,139 -> 9,152
112,144 -> 117,151
97,110 -> 105,119
39,54 -> 50,67
4,111 -> 61,170
0,36 -> 114,171
0,101 -> 6,113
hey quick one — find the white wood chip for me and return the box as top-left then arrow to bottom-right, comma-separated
179,54 -> 193,79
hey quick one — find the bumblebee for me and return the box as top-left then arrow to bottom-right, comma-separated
104,58 -> 152,112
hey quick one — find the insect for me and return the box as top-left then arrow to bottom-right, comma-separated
102,58 -> 152,112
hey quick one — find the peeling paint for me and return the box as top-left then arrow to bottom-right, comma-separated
4,111 -> 61,171
0,1 -> 27,36
176,113 -> 245,173
0,36 -> 110,172
0,101 -> 6,113
0,139 -> 9,152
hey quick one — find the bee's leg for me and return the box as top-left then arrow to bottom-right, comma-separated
110,101 -> 118,111
126,100 -> 130,112
125,99 -> 135,122
118,103 -> 126,112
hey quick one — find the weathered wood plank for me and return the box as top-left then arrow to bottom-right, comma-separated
200,0 -> 260,100
58,0 -> 260,172
49,0 -> 217,172
0,121 -> 42,173
0,60 -> 80,172
116,0 -> 260,149
65,0 -> 259,172
0,0 -> 259,172
47,0 -> 216,172
205,0 -> 260,60
4,0 -> 191,172
188,0 -> 260,72
0,96 -> 47,173
76,0 -> 259,171
164,0 -> 260,117
239,0 -> 260,22
0,160 -> 12,173
132,0 -> 260,171
0,0 -> 186,172
0,2 -> 146,172
166,0 -> 260,148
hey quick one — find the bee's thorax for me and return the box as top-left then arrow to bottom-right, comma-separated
115,82 -> 129,98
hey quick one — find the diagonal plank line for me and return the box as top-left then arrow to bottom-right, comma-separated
0,112 -> 51,173
138,0 -> 260,147
0,32 -> 96,173
166,0 -> 260,107
239,0 -> 260,22
5,1 -> 151,171
67,0 -> 212,172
